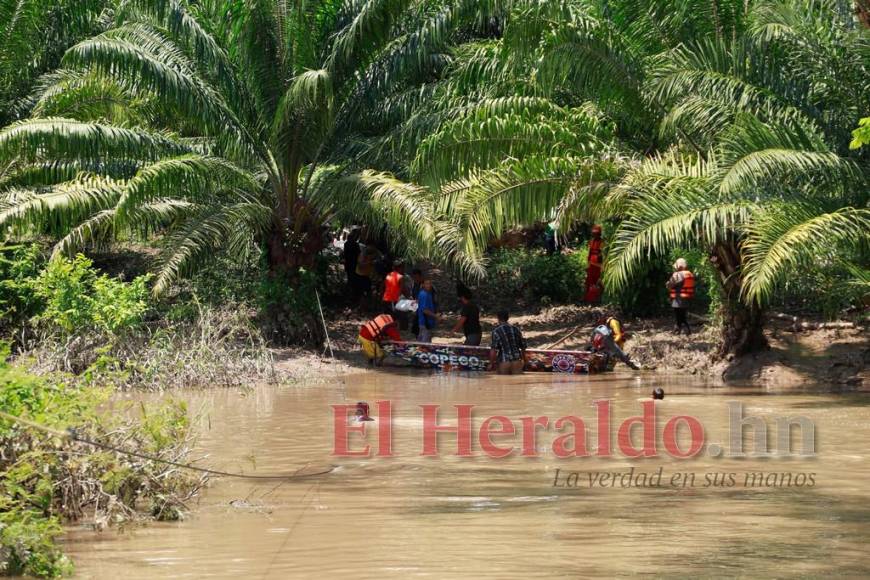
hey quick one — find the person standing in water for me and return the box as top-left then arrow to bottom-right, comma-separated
666,258 -> 695,335
489,310 -> 526,374
452,290 -> 482,346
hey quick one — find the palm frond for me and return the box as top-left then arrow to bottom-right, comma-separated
742,203 -> 870,304
0,117 -> 188,164
152,201 -> 272,295
119,154 -> 261,219
0,175 -> 124,235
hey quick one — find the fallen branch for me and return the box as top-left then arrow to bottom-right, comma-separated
543,325 -> 583,350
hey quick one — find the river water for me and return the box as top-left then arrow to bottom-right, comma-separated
63,370 -> 870,578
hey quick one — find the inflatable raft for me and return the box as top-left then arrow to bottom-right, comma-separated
381,341 -> 610,374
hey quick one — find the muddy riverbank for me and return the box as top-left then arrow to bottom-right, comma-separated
281,305 -> 867,388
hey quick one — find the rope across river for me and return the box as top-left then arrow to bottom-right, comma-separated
0,410 -> 335,481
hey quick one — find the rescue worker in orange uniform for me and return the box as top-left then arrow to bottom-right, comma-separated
583,224 -> 604,303
359,314 -> 402,366
382,260 -> 407,330
666,258 -> 695,335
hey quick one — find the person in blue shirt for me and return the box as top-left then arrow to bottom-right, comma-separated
416,279 -> 440,342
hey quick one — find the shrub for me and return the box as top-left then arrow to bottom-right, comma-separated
0,244 -> 46,334
32,254 -> 150,336
773,259 -> 869,319
0,344 -> 203,577
478,248 -> 586,309
257,268 -> 323,345
0,508 -> 71,578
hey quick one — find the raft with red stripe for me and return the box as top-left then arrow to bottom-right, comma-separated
381,341 -> 610,373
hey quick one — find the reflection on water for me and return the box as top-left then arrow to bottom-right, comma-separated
63,371 -> 870,578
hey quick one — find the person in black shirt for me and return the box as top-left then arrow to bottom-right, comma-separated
452,290 -> 482,346
342,228 -> 361,296
489,310 -> 526,374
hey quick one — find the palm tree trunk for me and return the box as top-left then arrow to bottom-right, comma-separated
857,0 -> 870,28
261,208 -> 327,347
710,0 -> 723,40
710,241 -> 768,357
266,224 -> 292,273
265,207 -> 324,274
720,295 -> 767,356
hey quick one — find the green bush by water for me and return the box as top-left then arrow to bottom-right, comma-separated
0,343 -> 202,577
478,248 -> 587,308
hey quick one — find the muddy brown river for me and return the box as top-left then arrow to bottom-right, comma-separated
62,370 -> 870,578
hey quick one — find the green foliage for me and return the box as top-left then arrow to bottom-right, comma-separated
0,348 -> 200,577
479,248 -> 587,307
0,0 -> 496,300
0,507 -> 71,578
0,243 -> 46,333
0,0 -> 108,126
851,117 -> 870,150
0,348 -> 97,577
774,259 -> 870,319
257,268 -> 322,345
32,254 -> 150,335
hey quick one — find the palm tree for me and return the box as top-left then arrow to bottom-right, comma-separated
0,0 -> 502,294
399,0 -> 869,355
0,0 -> 108,126
396,0 -> 756,274
600,1 -> 869,354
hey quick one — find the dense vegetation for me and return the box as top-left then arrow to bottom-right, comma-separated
1,0 -> 866,355
0,0 -> 866,576
0,342 -> 202,577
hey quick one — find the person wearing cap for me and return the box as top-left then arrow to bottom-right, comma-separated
666,258 -> 695,335
583,224 -> 604,303
358,314 -> 402,366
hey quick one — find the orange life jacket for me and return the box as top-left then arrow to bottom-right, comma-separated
363,314 -> 395,340
588,238 -> 603,264
383,271 -> 402,302
669,271 -> 695,300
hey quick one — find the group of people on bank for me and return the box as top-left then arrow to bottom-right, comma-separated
352,223 -> 698,372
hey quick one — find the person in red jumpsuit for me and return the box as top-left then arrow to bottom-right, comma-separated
583,224 -> 604,303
